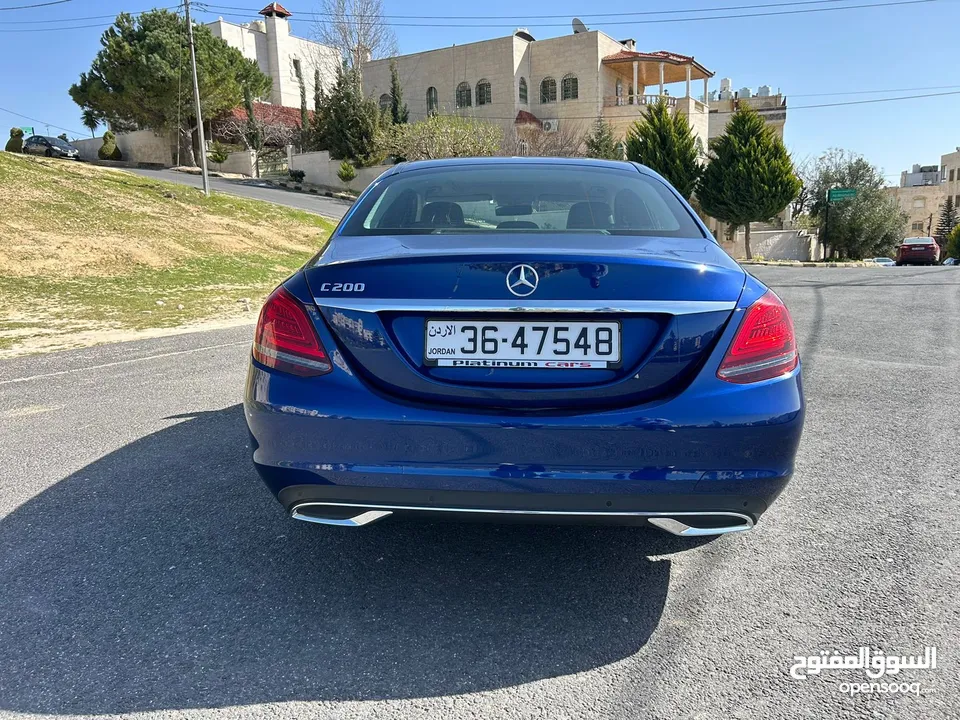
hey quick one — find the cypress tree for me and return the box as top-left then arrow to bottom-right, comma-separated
389,60 -> 409,125
625,97 -> 701,200
697,106 -> 801,259
583,118 -> 621,160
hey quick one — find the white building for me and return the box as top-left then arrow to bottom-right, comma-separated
205,2 -> 340,109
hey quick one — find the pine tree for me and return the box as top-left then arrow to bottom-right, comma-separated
625,97 -> 701,200
583,118 -> 621,160
389,60 -> 409,125
935,195 -> 958,246
321,63 -> 387,166
312,68 -> 327,150
293,61 -> 309,151
697,106 -> 801,259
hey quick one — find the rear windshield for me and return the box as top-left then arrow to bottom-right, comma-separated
904,237 -> 935,244
338,164 -> 704,238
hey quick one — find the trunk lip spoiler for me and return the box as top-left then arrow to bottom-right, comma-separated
313,298 -> 737,315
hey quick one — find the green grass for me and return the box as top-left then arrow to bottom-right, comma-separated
0,153 -> 335,355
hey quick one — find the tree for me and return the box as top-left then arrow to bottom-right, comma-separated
80,109 -> 100,137
312,68 -> 327,150
313,0 -> 398,75
806,148 -> 906,260
216,100 -> 297,177
935,195 -> 958,248
790,156 -> 813,218
511,120 -> 585,158
388,60 -> 408,125
583,118 -> 621,160
69,10 -> 270,167
625,97 -> 701,201
58,133 -> 69,142
5,127 -> 23,153
320,63 -> 388,166
697,106 -> 800,259
293,59 -> 310,151
390,115 -> 503,161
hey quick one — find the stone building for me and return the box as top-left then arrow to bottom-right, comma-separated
707,78 -> 787,141
360,27 -> 715,152
205,2 -> 340,110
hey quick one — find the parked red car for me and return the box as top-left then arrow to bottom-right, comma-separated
896,237 -> 940,265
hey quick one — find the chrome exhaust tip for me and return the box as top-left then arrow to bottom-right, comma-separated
291,503 -> 392,527
647,513 -> 754,537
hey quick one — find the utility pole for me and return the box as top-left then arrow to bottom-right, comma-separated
183,0 -> 210,196
926,213 -> 934,237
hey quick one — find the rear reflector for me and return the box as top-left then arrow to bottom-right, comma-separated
253,286 -> 332,376
717,290 -> 798,384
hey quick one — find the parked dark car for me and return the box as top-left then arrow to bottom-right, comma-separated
22,135 -> 80,160
895,237 -> 940,265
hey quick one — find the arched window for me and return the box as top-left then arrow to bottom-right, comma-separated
456,81 -> 472,108
561,74 -> 579,101
476,79 -> 492,106
540,77 -> 557,104
378,93 -> 391,110
518,77 -> 528,104
426,86 -> 438,113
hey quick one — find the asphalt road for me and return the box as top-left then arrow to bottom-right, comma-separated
125,166 -> 353,219
1,267 -> 958,719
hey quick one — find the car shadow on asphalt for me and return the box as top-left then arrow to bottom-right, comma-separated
0,404 -> 703,715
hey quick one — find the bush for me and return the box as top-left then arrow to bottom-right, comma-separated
98,130 -> 122,161
337,161 -> 356,184
288,168 -> 306,184
5,127 -> 24,153
389,115 -> 503,161
946,225 -> 960,260
208,140 -> 230,167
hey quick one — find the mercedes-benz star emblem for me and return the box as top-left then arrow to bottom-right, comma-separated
506,264 -> 539,297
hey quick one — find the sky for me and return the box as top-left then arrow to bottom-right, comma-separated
3,0 -> 960,184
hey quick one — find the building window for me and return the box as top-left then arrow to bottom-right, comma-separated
426,86 -> 438,113
518,77 -> 528,104
456,81 -> 472,108
516,139 -> 529,156
951,169 -> 956,182
476,79 -> 492,106
956,194 -> 959,206
379,93 -> 391,111
911,221 -> 924,231
561,74 -> 579,101
540,77 -> 557,104
292,58 -> 302,81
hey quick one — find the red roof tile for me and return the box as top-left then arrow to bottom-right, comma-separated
515,110 -> 540,126
259,2 -> 292,18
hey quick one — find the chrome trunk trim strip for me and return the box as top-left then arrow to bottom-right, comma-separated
312,299 -> 737,315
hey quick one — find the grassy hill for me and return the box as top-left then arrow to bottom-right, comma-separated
0,153 -> 335,356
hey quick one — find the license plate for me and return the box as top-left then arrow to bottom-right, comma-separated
424,320 -> 621,369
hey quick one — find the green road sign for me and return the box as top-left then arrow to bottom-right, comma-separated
828,188 -> 857,202
19,126 -> 33,136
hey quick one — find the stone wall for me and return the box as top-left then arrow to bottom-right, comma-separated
71,130 -> 172,165
289,150 -> 388,191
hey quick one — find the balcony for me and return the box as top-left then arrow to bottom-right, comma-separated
603,94 -> 678,108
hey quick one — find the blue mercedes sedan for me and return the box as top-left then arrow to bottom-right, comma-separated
244,158 -> 804,537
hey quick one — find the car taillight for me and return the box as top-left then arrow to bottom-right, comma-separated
252,287 -> 332,376
717,290 -> 798,384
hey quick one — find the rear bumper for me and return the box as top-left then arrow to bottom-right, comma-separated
244,352 -> 804,531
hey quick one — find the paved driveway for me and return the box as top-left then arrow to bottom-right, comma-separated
0,267 -> 957,719
125,166 -> 354,219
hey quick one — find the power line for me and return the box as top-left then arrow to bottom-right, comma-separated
0,0 -> 71,9
199,0 -> 943,27
199,0 -> 888,19
400,88 -> 960,122
789,83 -> 960,97
0,105 -> 85,136
4,6 -> 178,24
